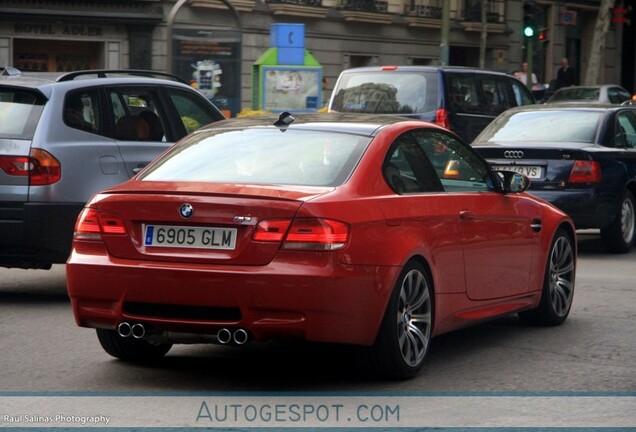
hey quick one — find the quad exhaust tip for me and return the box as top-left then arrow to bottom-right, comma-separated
117,322 -> 146,339
217,328 -> 232,344
217,328 -> 249,345
118,323 -> 249,345
233,328 -> 249,345
131,323 -> 145,339
117,322 -> 132,338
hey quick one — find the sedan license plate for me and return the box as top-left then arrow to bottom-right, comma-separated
492,165 -> 543,179
144,225 -> 237,250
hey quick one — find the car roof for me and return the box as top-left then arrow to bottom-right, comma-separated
0,68 -> 187,90
505,102 -> 631,113
338,65 -> 512,77
554,84 -> 624,91
195,112 -> 435,137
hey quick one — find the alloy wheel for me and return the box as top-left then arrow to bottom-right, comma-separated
548,236 -> 575,317
396,269 -> 432,367
619,197 -> 635,244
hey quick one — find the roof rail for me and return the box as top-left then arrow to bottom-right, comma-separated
1,66 -> 22,77
56,69 -> 187,84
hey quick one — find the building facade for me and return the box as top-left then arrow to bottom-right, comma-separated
1,0 -> 633,115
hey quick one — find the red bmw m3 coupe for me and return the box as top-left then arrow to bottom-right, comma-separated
67,112 -> 576,379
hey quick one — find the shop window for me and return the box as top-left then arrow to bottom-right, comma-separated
13,39 -> 99,72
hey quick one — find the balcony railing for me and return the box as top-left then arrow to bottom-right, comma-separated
404,1 -> 442,18
267,0 -> 323,6
264,0 -> 505,26
340,0 -> 388,13
462,0 -> 505,25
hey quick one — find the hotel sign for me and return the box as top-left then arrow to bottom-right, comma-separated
14,24 -> 103,37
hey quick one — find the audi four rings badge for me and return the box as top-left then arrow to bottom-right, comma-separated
179,203 -> 193,218
504,151 -> 524,159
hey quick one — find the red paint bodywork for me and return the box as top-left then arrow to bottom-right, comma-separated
67,119 -> 576,347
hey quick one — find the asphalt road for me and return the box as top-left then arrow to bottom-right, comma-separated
0,231 -> 634,394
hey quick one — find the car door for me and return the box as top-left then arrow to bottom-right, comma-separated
614,110 -> 636,177
107,86 -> 174,177
50,88 -> 130,202
409,130 -> 538,300
445,73 -> 492,143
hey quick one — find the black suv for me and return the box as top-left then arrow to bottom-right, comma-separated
0,68 -> 224,269
328,66 -> 536,142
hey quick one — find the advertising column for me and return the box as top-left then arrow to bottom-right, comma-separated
172,29 -> 241,118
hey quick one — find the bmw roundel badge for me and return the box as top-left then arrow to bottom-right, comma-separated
179,203 -> 194,219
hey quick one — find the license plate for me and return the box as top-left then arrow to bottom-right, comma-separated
144,225 -> 237,250
491,165 -> 543,179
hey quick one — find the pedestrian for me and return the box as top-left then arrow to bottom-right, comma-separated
514,62 -> 538,89
556,57 -> 576,89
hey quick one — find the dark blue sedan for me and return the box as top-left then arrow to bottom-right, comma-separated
473,103 -> 636,253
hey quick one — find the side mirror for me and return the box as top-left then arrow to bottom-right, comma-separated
497,171 -> 530,193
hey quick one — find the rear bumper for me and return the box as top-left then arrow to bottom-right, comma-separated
66,251 -> 399,346
529,188 -> 616,229
0,202 -> 84,268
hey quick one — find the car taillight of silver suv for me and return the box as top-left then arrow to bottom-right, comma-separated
0,149 -> 61,185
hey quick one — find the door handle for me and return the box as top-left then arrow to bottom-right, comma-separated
132,164 -> 146,174
530,219 -> 542,232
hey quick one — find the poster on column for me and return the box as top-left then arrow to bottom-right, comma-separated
172,30 -> 241,118
262,66 -> 322,112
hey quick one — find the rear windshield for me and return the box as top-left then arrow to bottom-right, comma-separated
550,88 -> 600,102
139,128 -> 371,187
474,110 -> 603,144
0,88 -> 46,139
330,71 -> 438,114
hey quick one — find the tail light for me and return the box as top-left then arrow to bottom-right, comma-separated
0,149 -> 61,185
252,219 -> 291,242
435,108 -> 450,130
253,218 -> 350,251
74,208 -> 127,240
568,160 -> 601,184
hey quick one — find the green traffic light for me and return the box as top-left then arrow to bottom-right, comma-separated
523,26 -> 535,38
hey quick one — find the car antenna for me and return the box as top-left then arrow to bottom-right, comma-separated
274,111 -> 295,130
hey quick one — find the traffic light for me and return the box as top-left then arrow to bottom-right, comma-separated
523,0 -> 538,38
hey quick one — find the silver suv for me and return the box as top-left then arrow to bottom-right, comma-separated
0,67 -> 224,269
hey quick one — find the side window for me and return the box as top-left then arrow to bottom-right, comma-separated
479,77 -> 511,115
383,133 -> 443,194
616,112 -> 636,149
64,90 -> 100,134
510,79 -> 535,106
609,87 -> 631,104
165,88 -> 222,137
411,130 -> 491,192
448,74 -> 480,114
107,88 -> 165,142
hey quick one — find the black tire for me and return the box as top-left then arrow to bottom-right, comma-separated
96,329 -> 172,362
366,261 -> 433,379
601,190 -> 635,254
519,228 -> 575,326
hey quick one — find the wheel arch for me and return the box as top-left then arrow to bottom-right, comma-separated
558,221 -> 577,247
